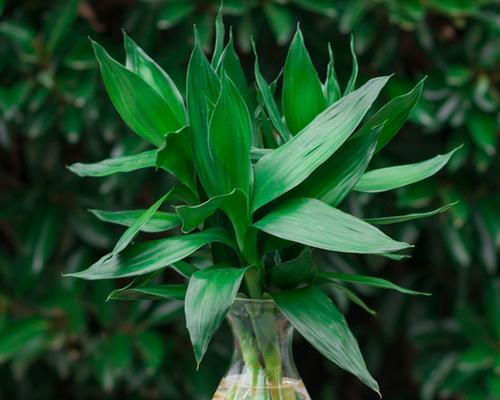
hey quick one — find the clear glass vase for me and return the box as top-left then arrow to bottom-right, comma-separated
213,298 -> 311,400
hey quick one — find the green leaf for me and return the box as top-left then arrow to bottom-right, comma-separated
65,228 -> 234,280
324,43 -> 341,105
290,124 -> 381,206
89,209 -> 180,233
92,40 -> 177,146
354,147 -> 460,193
211,8 -> 225,68
282,27 -> 326,135
108,283 -> 187,301
263,3 -> 294,45
272,286 -> 379,394
254,198 -> 411,254
0,318 -> 49,362
135,331 -> 165,371
208,72 -> 252,197
186,32 -> 221,195
467,110 -> 496,156
253,43 -> 289,141
124,33 -> 186,126
157,2 -> 194,29
252,76 -> 390,211
268,247 -> 317,289
111,190 -> 174,256
218,33 -> 252,111
67,150 -> 157,177
156,126 -> 197,195
316,271 -> 430,296
365,202 -> 457,225
330,283 -> 377,316
44,0 -> 79,54
185,266 -> 247,365
352,79 -> 425,152
344,36 -> 358,95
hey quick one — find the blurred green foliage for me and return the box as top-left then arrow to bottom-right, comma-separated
0,0 -> 498,399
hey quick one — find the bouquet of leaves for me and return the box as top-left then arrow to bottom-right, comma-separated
66,13 -> 458,395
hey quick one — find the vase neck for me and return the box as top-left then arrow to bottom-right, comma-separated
213,298 -> 311,400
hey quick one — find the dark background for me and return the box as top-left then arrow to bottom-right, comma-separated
0,0 -> 498,399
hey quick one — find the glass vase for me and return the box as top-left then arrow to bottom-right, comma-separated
213,298 -> 311,400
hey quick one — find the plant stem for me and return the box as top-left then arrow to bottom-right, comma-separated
245,267 -> 262,299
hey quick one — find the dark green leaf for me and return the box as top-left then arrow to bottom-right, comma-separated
282,27 -> 326,135
365,202 -> 457,225
324,43 -> 341,105
0,318 -> 49,362
272,286 -> 379,394
44,0 -> 79,54
268,247 -> 317,289
344,36 -> 358,95
65,228 -> 234,280
316,271 -> 430,296
263,3 -> 294,45
67,150 -> 157,177
255,198 -> 411,254
90,209 -> 180,233
354,147 -> 460,193
252,76 -> 390,211
330,283 -> 377,315
108,283 -> 187,301
185,266 -> 247,365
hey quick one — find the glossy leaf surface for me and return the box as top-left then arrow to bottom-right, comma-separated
90,209 -> 180,233
252,76 -> 390,210
272,286 -> 379,394
255,198 -> 411,254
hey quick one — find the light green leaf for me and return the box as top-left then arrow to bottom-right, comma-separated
111,190 -> 173,256
89,209 -> 180,233
92,40 -> 180,147
208,73 -> 252,197
185,266 -> 247,365
156,126 -> 197,195
354,147 -> 460,193
211,8 -> 225,68
65,228 -> 234,280
268,247 -> 317,289
350,79 -> 425,153
344,36 -> 358,95
316,271 -> 430,296
290,124 -> 381,206
254,198 -> 411,254
324,43 -> 341,105
124,33 -> 186,126
186,32 -> 221,195
253,42 -> 289,141
108,283 -> 187,301
365,202 -> 457,225
272,286 -> 379,394
252,76 -> 390,211
282,27 -> 326,135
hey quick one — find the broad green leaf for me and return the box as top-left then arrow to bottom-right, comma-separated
108,283 -> 187,301
316,271 -> 430,296
176,189 -> 249,250
324,43 -> 341,105
44,0 -> 79,54
156,126 -> 197,195
354,147 -> 460,193
253,43 -> 289,141
290,124 -> 381,206
211,8 -> 225,68
92,40 -> 176,146
352,79 -> 425,153
171,261 -> 199,278
124,33 -> 185,126
65,228 -> 234,280
268,247 -> 317,289
252,76 -> 390,211
254,198 -> 411,254
208,73 -> 252,197
186,32 -> 221,195
90,209 -> 180,233
185,266 -> 247,365
365,202 -> 457,225
330,283 -> 377,315
344,36 -> 358,95
218,33 -> 252,110
282,27 -> 326,135
111,190 -> 173,256
272,286 -> 379,394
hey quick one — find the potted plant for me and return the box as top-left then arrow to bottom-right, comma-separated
66,13 -> 458,399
